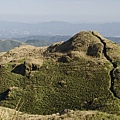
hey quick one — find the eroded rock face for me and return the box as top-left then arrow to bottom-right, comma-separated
0,89 -> 11,100
24,61 -> 40,71
11,63 -> 25,76
11,60 -> 42,77
58,56 -> 72,63
87,43 -> 103,58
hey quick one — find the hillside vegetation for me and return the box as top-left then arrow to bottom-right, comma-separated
0,31 -> 120,118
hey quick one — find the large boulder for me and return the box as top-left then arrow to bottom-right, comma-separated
11,59 -> 43,77
87,43 -> 103,58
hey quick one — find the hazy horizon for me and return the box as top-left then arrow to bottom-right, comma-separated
0,0 -> 120,24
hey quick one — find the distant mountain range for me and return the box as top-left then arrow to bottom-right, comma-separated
0,21 -> 120,52
0,35 -> 71,52
0,40 -> 25,52
0,21 -> 120,38
106,37 -> 120,44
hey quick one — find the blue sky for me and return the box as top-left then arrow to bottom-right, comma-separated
0,0 -> 120,23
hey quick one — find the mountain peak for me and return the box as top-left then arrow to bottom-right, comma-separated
47,31 -> 104,58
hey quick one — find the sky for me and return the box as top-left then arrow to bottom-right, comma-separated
0,0 -> 120,23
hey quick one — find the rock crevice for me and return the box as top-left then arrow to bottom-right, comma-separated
92,31 -> 119,99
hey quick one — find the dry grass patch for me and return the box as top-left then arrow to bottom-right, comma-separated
0,45 -> 47,64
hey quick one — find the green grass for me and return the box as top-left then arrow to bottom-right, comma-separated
0,57 -> 120,115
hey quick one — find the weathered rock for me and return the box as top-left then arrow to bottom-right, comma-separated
24,61 -> 39,71
58,80 -> 66,87
87,43 -> 103,58
11,60 -> 42,76
11,63 -> 25,76
0,89 -> 11,100
58,55 -> 71,63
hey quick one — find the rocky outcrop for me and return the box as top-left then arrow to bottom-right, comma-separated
11,60 -> 42,78
46,31 -> 104,59
0,89 -> 11,100
87,43 -> 103,58
11,63 -> 25,76
58,55 -> 72,63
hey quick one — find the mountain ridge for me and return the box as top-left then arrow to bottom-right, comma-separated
0,39 -> 25,52
0,21 -> 120,38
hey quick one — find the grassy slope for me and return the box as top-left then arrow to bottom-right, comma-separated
0,31 -> 120,117
0,57 -> 119,115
